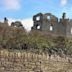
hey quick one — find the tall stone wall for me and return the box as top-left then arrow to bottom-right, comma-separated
32,13 -> 72,37
0,49 -> 72,72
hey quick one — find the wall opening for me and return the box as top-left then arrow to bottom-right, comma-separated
47,16 -> 50,20
50,25 -> 53,31
36,16 -> 40,21
71,28 -> 72,34
37,25 -> 40,29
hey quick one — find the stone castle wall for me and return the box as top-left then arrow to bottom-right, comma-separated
0,49 -> 72,72
32,13 -> 72,37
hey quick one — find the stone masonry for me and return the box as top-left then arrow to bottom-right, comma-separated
31,13 -> 72,37
0,49 -> 72,72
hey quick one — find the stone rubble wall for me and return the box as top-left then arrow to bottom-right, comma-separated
0,50 -> 72,72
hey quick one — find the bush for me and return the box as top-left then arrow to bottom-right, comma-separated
0,26 -> 72,57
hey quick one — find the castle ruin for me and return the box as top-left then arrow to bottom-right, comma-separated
31,13 -> 72,37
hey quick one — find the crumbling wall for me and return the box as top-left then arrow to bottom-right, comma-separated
32,13 -> 43,30
32,13 -> 58,32
42,13 -> 58,32
66,20 -> 72,37
56,13 -> 69,36
32,13 -> 72,37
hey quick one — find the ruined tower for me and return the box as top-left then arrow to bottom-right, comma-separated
31,12 -> 58,36
31,13 -> 43,30
32,12 -> 72,37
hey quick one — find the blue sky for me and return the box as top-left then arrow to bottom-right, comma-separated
0,0 -> 72,30
0,0 -> 72,19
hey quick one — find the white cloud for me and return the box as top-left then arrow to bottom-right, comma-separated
2,0 -> 21,10
61,0 -> 67,6
8,18 -> 33,31
21,18 -> 33,31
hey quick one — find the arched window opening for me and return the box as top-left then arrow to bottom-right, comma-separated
36,16 -> 40,21
37,25 -> 40,29
47,16 -> 50,20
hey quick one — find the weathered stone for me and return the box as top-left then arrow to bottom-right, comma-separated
32,12 -> 72,37
0,50 -> 71,72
